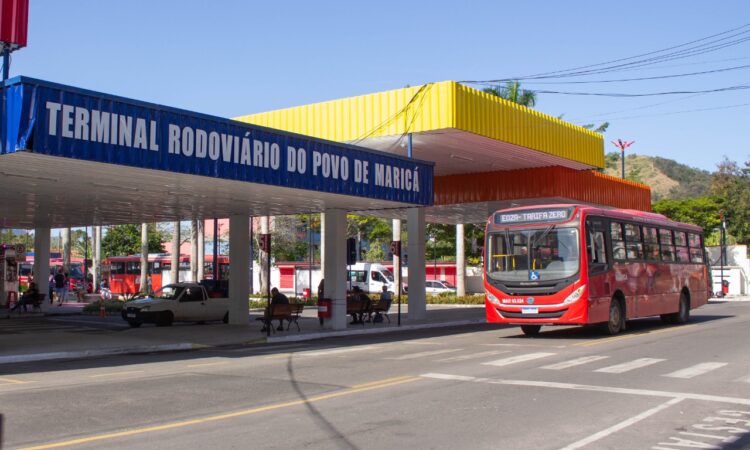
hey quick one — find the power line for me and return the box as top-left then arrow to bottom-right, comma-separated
489,63 -> 750,85
460,23 -> 750,84
576,101 -> 750,122
533,82 -> 750,97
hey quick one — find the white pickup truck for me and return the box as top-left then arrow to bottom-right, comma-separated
121,283 -> 229,327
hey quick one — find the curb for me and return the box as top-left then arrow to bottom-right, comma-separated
266,319 -> 486,343
0,343 -> 202,365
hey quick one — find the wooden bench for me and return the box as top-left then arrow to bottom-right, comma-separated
346,298 -> 372,325
369,297 -> 393,324
256,303 -> 304,332
14,293 -> 45,313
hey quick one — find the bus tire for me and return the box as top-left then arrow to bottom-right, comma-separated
520,325 -> 542,336
605,298 -> 623,335
222,312 -> 229,324
675,292 -> 690,324
127,320 -> 142,328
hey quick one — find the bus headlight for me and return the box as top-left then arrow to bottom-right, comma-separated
486,292 -> 502,306
563,285 -> 586,304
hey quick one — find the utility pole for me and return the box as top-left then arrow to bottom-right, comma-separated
611,139 -> 635,179
719,210 -> 726,297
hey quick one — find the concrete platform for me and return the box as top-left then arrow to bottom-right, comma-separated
0,304 -> 488,364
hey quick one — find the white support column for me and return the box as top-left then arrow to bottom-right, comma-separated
62,227 -> 71,273
407,208 -> 426,321
170,222 -> 179,284
93,226 -> 101,291
140,223 -> 148,293
228,214 -> 250,325
392,219 -> 401,289
33,228 -> 51,313
323,209 -> 347,330
456,223 -> 466,297
190,219 -> 198,282
197,220 -> 205,281
319,213 -> 325,270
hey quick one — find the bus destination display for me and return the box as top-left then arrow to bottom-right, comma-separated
494,208 -> 572,225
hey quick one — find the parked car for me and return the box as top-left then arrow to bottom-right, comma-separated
121,283 -> 229,327
425,280 -> 457,295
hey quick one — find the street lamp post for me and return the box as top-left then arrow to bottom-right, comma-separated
611,139 -> 635,179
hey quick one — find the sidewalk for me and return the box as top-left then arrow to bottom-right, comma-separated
0,304 -> 488,365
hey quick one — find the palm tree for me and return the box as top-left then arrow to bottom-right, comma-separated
483,80 -> 536,107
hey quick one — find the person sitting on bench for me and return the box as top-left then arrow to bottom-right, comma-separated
11,282 -> 40,313
261,287 -> 290,332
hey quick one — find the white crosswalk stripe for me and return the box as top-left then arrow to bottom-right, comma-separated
541,355 -> 610,370
595,358 -> 665,374
482,352 -> 556,367
385,349 -> 462,360
735,374 -> 750,383
663,362 -> 728,379
435,350 -> 509,362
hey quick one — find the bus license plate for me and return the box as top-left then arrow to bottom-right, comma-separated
521,307 -> 538,314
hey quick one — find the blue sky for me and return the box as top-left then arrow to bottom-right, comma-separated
8,0 -> 750,171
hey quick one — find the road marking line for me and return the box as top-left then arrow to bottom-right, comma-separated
436,350 -> 509,362
419,373 -> 750,405
385,349 -> 462,360
663,362 -> 728,379
299,345 -> 381,357
0,377 -> 32,385
351,375 -> 415,389
19,375 -> 421,450
558,397 -> 685,450
186,361 -> 228,368
736,374 -> 750,383
482,352 -> 556,367
541,355 -> 610,370
89,370 -> 144,379
595,358 -> 664,374
575,325 -> 697,347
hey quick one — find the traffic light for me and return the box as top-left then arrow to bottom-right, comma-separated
346,238 -> 356,265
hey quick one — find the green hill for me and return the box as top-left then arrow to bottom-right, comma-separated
603,152 -> 712,201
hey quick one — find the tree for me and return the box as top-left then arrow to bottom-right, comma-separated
710,157 -> 750,244
483,80 -> 537,107
652,197 -> 722,233
101,224 -> 167,257
347,214 -> 391,261
581,122 -> 610,133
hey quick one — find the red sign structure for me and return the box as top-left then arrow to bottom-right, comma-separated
0,0 -> 29,49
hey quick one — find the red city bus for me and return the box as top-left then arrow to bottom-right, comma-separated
103,254 -> 229,295
484,204 -> 710,336
19,257 -> 86,291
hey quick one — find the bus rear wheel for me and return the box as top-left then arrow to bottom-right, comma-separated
605,299 -> 623,335
675,293 -> 690,324
520,325 -> 542,336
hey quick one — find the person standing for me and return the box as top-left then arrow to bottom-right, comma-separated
54,269 -> 66,305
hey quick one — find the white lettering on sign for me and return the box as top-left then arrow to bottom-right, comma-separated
499,210 -> 569,224
43,101 -> 425,195
46,101 -> 159,151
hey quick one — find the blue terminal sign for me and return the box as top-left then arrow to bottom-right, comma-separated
1,77 -> 433,205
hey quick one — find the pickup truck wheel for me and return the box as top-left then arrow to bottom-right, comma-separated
222,312 -> 229,324
157,311 -> 174,326
127,320 -> 142,328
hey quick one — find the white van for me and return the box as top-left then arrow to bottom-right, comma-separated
347,262 -> 396,294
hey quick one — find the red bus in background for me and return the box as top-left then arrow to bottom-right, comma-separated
484,204 -> 710,336
19,258 -> 86,291
103,254 -> 229,295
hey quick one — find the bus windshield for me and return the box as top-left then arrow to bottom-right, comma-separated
486,226 -> 580,282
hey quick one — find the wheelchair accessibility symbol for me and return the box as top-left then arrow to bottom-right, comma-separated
529,271 -> 539,281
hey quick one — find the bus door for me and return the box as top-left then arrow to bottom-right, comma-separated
585,217 -> 610,323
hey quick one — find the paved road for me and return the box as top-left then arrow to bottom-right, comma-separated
1,301 -> 749,449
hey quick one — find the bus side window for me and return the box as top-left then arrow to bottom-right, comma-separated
587,220 -> 607,272
610,222 -> 626,261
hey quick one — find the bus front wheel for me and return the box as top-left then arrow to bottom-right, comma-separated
605,299 -> 623,335
520,325 -> 542,336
